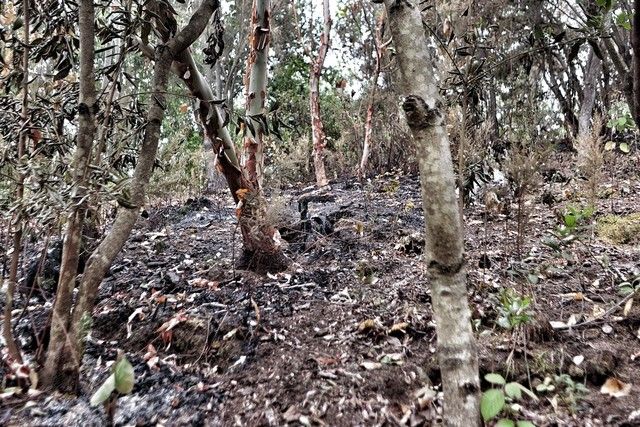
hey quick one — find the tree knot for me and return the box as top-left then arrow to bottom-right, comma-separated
428,257 -> 465,275
78,102 -> 98,116
402,95 -> 441,129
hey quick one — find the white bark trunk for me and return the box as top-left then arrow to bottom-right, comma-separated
381,1 -> 480,424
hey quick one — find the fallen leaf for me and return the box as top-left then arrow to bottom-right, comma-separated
360,361 -> 382,370
600,378 -> 632,398
388,322 -> 409,336
357,318 -> 384,334
624,298 -> 633,317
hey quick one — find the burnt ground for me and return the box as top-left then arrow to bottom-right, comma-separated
1,150 -> 640,426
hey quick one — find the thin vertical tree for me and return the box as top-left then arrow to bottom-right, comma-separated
2,0 -> 30,364
309,0 -> 332,187
359,9 -> 386,178
633,0 -> 640,124
377,0 -> 480,424
243,0 -> 271,189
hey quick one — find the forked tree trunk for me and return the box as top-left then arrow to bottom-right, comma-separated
3,0 -> 30,364
40,0 -> 98,390
40,0 -> 219,392
135,8 -> 288,271
380,0 -> 480,424
310,0 -> 332,187
243,0 -> 271,189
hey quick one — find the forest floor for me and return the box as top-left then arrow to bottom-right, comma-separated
1,150 -> 640,426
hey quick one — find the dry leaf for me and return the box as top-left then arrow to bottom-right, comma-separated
360,361 -> 382,370
600,378 -> 632,398
388,322 -> 409,335
357,319 -> 383,334
624,298 -> 633,317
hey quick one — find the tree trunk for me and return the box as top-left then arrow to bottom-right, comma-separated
359,12 -> 385,178
40,0 -> 98,391
310,0 -> 332,187
243,0 -> 271,189
40,0 -> 219,392
577,48 -> 602,139
2,0 -> 30,364
171,50 -> 288,272
632,0 -> 640,124
381,0 -> 480,424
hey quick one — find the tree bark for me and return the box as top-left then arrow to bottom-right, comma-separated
577,48 -> 602,139
380,0 -> 480,424
3,0 -> 30,364
310,0 -> 332,187
40,0 -> 220,392
40,0 -> 98,391
632,0 -> 640,124
243,0 -> 271,189
359,11 -> 385,178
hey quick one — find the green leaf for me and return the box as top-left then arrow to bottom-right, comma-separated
505,382 -> 523,399
114,357 -> 135,394
517,383 -> 539,401
485,373 -> 506,385
481,389 -> 506,421
619,143 -> 630,154
516,421 -> 536,427
496,419 -> 516,427
90,374 -> 116,407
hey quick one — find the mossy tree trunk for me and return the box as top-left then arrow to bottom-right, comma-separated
379,0 -> 480,424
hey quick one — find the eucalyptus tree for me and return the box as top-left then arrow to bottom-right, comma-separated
372,0 -> 481,424
41,0 -> 222,392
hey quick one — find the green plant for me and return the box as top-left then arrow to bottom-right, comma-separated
90,354 -> 136,424
542,205 -> 594,257
618,275 -> 640,296
536,374 -> 587,413
606,103 -> 636,133
496,288 -> 533,330
481,373 -> 537,426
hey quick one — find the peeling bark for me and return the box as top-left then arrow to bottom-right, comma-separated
310,0 -> 332,187
243,0 -> 271,189
380,0 -> 480,424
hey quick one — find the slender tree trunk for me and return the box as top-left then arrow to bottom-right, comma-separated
359,12 -> 384,178
40,0 -> 220,392
310,0 -> 332,187
2,0 -> 30,364
632,0 -> 640,124
578,48 -> 602,138
243,0 -> 271,189
380,0 -> 480,424
40,0 -> 99,391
